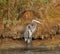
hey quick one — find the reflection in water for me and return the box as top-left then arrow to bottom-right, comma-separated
0,49 -> 60,54
25,50 -> 33,54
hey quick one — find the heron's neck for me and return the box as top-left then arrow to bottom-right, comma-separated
32,22 -> 37,27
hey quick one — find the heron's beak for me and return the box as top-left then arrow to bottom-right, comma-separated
32,19 -> 43,24
35,20 -> 41,24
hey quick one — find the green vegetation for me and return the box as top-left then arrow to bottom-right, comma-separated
0,0 -> 60,26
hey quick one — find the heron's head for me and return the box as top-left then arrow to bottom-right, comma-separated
32,19 -> 41,24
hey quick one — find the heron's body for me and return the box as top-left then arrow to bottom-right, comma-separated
24,23 -> 37,43
24,19 -> 40,44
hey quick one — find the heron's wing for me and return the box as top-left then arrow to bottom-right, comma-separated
24,30 -> 29,37
28,29 -> 32,37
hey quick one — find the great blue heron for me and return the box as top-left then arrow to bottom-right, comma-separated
24,19 -> 41,44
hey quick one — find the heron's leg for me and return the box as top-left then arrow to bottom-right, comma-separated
27,36 -> 32,48
30,36 -> 32,46
25,37 -> 28,48
27,35 -> 32,43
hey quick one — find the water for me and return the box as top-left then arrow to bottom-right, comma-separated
0,48 -> 60,54
24,50 -> 33,54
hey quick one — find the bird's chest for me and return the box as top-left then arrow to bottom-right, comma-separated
29,26 -> 36,34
